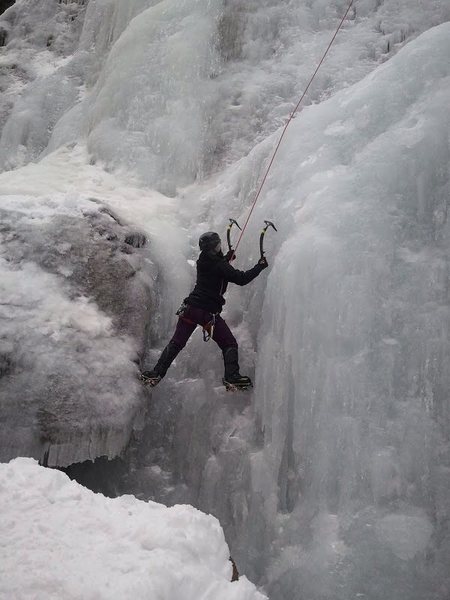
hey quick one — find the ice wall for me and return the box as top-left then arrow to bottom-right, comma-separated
1,1 -> 450,599
247,23 -> 450,599
0,0 -> 88,167
131,17 -> 450,600
176,21 -> 450,599
3,0 -> 450,186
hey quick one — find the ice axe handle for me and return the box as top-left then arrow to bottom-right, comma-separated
226,218 -> 242,254
259,231 -> 265,258
259,220 -> 277,258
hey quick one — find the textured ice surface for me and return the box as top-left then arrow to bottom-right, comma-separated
195,23 -> 450,600
1,2 -> 450,599
375,513 -> 433,560
131,22 -> 450,600
0,146 -> 167,466
0,145 -> 196,466
0,190 -> 149,466
0,0 -> 88,168
0,458 -> 266,600
2,0 -> 450,185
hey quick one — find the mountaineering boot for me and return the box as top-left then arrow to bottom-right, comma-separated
222,346 -> 252,390
141,340 -> 182,386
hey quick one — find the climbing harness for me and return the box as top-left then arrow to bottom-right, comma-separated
259,220 -> 277,259
232,0 -> 355,254
176,301 -> 217,343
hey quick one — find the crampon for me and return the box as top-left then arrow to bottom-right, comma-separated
222,377 -> 253,392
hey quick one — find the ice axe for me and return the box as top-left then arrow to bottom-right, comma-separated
226,218 -> 242,257
259,220 -> 277,259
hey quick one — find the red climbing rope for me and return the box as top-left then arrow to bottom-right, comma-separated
233,0 -> 355,254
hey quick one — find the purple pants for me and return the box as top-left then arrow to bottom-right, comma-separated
171,305 -> 237,351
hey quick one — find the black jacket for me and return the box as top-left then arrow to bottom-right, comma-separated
185,251 -> 265,314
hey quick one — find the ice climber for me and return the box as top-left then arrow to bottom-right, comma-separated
141,231 -> 268,389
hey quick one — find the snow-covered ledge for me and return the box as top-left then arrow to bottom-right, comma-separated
0,189 -> 153,467
0,458 -> 267,599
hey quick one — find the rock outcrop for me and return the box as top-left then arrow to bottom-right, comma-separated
0,196 -> 153,466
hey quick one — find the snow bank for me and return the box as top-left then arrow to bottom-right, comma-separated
0,458 -> 266,600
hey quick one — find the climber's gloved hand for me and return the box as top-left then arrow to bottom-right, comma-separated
258,256 -> 268,269
225,249 -> 236,262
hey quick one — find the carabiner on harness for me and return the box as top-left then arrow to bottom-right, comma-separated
176,301 -> 188,316
202,314 -> 216,342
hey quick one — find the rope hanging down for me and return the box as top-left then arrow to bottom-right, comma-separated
233,0 -> 355,254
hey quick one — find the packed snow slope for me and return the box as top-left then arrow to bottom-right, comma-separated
0,458 -> 266,600
1,2 -> 450,600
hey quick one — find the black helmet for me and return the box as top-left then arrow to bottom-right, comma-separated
199,231 -> 221,252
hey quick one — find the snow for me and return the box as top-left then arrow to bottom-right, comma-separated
0,458 -> 266,600
3,0 -> 450,183
0,143 -> 193,328
0,147 -> 194,466
1,1 -> 450,599
0,0 -> 88,168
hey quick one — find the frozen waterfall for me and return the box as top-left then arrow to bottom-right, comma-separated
1,1 -> 450,598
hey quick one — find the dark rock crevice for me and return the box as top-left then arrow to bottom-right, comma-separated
0,0 -> 14,19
